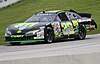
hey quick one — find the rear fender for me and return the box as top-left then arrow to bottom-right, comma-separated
79,20 -> 97,32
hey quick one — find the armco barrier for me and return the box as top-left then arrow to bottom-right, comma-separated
0,0 -> 22,8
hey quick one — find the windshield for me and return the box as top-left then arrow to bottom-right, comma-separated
25,13 -> 55,23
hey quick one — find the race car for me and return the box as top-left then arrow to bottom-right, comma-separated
5,10 -> 97,45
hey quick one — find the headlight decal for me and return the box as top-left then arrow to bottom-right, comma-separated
5,31 -> 11,36
26,30 -> 39,35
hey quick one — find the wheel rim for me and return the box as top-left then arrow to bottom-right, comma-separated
79,28 -> 86,39
47,31 -> 53,42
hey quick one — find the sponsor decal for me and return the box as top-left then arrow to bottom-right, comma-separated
72,20 -> 79,33
11,35 -> 24,38
14,22 -> 39,29
17,30 -> 22,33
72,20 -> 78,27
52,22 -> 61,37
86,25 -> 90,30
34,37 -> 43,39
78,19 -> 91,22
61,21 -> 74,35
37,31 -> 44,38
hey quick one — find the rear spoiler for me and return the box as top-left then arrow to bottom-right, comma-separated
78,13 -> 91,18
69,9 -> 91,18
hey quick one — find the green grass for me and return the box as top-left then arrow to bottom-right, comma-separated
0,0 -> 100,45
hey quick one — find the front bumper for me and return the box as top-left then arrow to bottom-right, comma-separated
5,35 -> 44,43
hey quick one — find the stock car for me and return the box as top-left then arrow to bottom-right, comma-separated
5,10 -> 97,45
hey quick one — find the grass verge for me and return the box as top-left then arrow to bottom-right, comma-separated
0,0 -> 100,45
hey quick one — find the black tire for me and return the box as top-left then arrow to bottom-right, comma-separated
10,42 -> 21,45
44,27 -> 55,43
75,26 -> 86,40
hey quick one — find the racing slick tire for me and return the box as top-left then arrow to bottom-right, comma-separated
75,25 -> 86,40
10,42 -> 21,45
44,27 -> 55,43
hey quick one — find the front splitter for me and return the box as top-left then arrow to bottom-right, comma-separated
6,40 -> 44,43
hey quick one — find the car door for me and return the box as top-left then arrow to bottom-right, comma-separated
67,12 -> 80,33
58,12 -> 75,35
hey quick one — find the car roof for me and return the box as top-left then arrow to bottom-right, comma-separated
36,9 -> 77,15
37,10 -> 65,14
46,10 -> 61,13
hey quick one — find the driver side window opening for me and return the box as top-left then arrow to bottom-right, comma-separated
58,12 -> 69,21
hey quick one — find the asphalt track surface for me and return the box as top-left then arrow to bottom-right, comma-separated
0,34 -> 100,53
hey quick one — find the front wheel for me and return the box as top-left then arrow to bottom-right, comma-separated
44,27 -> 55,43
75,26 -> 86,40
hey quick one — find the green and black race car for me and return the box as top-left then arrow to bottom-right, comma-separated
5,10 -> 97,45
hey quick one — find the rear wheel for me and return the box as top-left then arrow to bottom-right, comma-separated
75,26 -> 86,40
44,27 -> 55,43
10,42 -> 21,45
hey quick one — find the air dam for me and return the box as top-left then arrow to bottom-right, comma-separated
0,34 -> 100,64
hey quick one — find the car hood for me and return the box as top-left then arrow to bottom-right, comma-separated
7,22 -> 50,34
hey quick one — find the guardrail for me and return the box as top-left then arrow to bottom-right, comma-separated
0,0 -> 22,8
